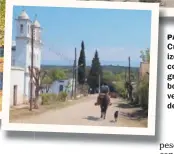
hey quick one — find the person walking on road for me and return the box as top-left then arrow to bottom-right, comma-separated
95,84 -> 111,119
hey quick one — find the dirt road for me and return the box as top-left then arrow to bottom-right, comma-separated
12,94 -> 147,127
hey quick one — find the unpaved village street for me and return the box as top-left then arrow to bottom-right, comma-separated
11,94 -> 147,128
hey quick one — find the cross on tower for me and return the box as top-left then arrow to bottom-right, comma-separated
22,6 -> 25,11
34,14 -> 37,21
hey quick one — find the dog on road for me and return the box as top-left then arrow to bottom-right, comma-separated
114,111 -> 119,122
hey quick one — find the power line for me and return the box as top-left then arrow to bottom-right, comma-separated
48,48 -> 74,65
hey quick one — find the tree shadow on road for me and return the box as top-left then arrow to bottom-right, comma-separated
119,109 -> 148,120
109,120 -> 116,123
116,103 -> 140,109
83,116 -> 100,121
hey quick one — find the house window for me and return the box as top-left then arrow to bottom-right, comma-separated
20,24 -> 24,33
59,85 -> 63,92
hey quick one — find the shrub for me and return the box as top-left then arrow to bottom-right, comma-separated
49,93 -> 58,101
40,92 -> 68,104
137,76 -> 149,110
40,93 -> 50,105
57,92 -> 68,102
40,93 -> 59,104
114,81 -> 127,98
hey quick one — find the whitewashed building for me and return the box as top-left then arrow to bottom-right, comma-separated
46,78 -> 75,97
10,10 -> 42,106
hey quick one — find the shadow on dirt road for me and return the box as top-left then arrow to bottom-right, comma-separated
83,116 -> 100,121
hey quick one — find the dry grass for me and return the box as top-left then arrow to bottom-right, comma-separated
9,96 -> 88,121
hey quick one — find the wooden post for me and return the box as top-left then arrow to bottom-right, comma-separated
128,56 -> 131,83
98,74 -> 100,94
71,60 -> 75,98
74,48 -> 77,98
29,24 -> 34,111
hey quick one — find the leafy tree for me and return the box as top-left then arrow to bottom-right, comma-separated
115,72 -> 126,81
28,66 -> 47,109
113,81 -> 126,98
78,41 -> 86,85
0,0 -> 5,46
65,80 -> 72,93
103,70 -> 115,84
87,50 -> 102,90
137,75 -> 149,110
140,48 -> 150,63
41,75 -> 52,93
49,69 -> 67,81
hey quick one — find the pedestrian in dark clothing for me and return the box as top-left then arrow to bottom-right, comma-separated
100,92 -> 111,119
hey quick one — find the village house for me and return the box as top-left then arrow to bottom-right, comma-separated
10,10 -> 42,106
139,61 -> 149,80
45,78 -> 75,98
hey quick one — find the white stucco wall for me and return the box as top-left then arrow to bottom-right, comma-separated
49,80 -> 66,94
14,39 -> 27,68
10,67 -> 25,106
48,79 -> 75,96
16,19 -> 32,39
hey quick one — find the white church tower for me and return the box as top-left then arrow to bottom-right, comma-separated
15,10 -> 42,100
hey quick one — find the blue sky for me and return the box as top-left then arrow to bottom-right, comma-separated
12,6 -> 151,67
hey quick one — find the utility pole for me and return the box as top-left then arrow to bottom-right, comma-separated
71,60 -> 75,98
128,56 -> 132,101
128,56 -> 131,83
29,24 -> 34,111
98,74 -> 100,94
74,48 -> 77,99
125,67 -> 127,82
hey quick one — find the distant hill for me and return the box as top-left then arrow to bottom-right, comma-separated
41,64 -> 139,74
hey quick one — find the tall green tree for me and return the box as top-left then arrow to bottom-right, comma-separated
78,41 -> 86,85
103,70 -> 115,84
87,50 -> 102,89
140,48 -> 150,63
0,0 -> 5,46
49,69 -> 67,81
41,75 -> 52,93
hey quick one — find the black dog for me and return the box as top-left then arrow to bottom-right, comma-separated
114,111 -> 119,122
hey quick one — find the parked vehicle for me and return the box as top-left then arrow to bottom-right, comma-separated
109,91 -> 118,98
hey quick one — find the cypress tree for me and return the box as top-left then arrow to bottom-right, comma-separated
87,50 -> 102,90
78,41 -> 86,85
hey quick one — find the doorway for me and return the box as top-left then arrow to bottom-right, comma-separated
59,85 -> 63,92
13,85 -> 17,106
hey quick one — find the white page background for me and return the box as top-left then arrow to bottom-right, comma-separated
0,17 -> 172,154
